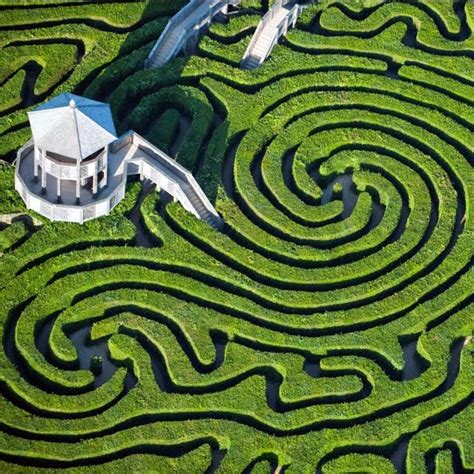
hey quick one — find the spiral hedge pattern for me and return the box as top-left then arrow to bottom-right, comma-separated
0,0 -> 473,472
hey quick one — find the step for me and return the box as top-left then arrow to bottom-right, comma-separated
250,53 -> 266,62
260,31 -> 275,40
251,49 -> 267,58
191,200 -> 206,209
256,41 -> 272,50
150,59 -> 166,68
254,41 -> 272,51
194,204 -> 207,213
259,37 -> 275,46
160,37 -> 176,47
252,49 -> 268,58
157,40 -> 176,52
246,57 -> 260,65
242,59 -> 260,69
189,194 -> 203,204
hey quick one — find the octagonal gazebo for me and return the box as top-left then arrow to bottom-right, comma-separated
27,92 -> 117,202
15,92 -> 221,227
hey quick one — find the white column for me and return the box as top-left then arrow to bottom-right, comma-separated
76,161 -> 81,201
57,176 -> 61,199
93,172 -> 98,195
34,147 -> 39,178
103,147 -> 108,187
41,149 -> 46,189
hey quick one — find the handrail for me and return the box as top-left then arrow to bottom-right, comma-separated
242,12 -> 267,58
147,0 -> 205,60
130,133 -> 220,221
242,3 -> 286,64
15,145 -> 126,223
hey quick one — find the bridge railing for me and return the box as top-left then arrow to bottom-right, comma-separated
15,141 -> 126,224
145,0 -> 205,68
241,1 -> 310,68
130,133 -> 221,222
145,0 -> 239,69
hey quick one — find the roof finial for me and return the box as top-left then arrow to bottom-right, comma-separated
69,99 -> 76,108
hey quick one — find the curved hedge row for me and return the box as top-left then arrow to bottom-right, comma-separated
0,0 -> 185,159
0,0 -> 472,472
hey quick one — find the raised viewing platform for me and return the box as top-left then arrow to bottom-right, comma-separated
15,92 -> 221,226
16,139 -> 126,223
16,133 -> 221,226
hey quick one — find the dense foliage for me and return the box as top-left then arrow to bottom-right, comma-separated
0,0 -> 472,472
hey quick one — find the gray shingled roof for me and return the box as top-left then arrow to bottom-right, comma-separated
28,93 -> 117,161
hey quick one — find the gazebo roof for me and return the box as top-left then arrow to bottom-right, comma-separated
28,93 -> 117,162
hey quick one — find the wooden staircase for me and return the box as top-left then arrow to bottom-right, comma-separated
146,0 -> 241,69
241,1 -> 312,70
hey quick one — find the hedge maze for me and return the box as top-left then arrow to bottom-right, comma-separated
0,0 -> 473,472
0,0 -> 185,160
